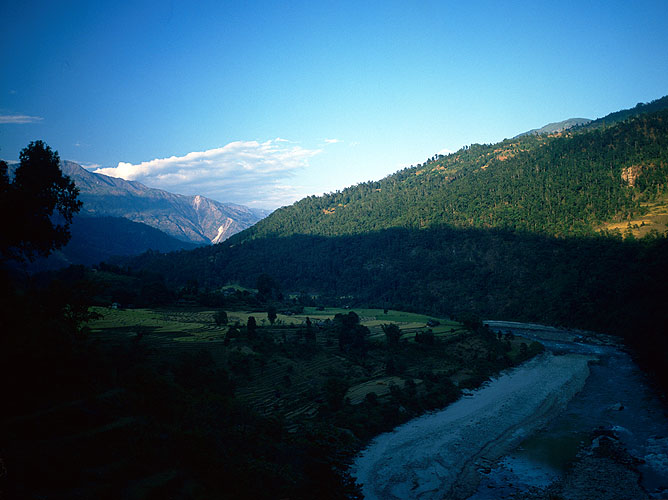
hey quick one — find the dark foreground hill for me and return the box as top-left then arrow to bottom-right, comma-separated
28,216 -> 200,271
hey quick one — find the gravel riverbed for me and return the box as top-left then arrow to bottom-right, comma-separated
351,352 -> 594,500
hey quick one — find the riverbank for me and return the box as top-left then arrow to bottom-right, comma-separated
484,320 -> 623,347
515,431 -> 648,500
351,352 -> 595,499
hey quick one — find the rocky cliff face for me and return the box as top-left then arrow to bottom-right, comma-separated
61,161 -> 269,244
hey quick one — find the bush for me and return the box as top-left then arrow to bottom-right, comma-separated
214,310 -> 228,326
415,329 -> 435,345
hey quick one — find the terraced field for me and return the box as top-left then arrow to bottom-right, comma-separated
87,304 -> 545,441
599,193 -> 668,238
89,306 -> 464,348
88,306 -> 470,429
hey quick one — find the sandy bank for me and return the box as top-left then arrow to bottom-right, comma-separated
351,352 -> 595,500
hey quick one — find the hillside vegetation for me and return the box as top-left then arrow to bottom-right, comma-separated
127,97 -> 668,397
238,98 -> 668,240
3,262 -> 541,499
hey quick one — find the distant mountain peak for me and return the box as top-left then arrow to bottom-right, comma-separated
60,161 -> 269,244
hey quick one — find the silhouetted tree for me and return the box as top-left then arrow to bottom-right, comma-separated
247,316 -> 257,339
267,306 -> 277,325
323,377 -> 348,411
304,316 -> 315,342
458,313 -> 482,331
382,323 -> 401,348
333,312 -> 369,356
1,141 -> 82,262
214,310 -> 228,326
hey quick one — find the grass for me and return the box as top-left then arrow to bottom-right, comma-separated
345,376 -> 407,404
90,307 -> 221,340
598,193 -> 668,238
292,307 -> 465,340
86,305 -> 534,430
89,305 -> 463,338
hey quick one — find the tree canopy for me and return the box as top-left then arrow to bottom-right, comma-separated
1,141 -> 82,262
233,108 -> 668,240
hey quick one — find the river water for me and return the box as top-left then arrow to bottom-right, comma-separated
351,321 -> 668,499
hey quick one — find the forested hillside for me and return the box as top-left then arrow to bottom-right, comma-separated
126,97 -> 668,394
238,99 -> 668,240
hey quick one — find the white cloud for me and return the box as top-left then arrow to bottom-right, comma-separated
437,147 -> 454,156
0,114 -> 44,124
324,138 -> 342,144
94,139 -> 322,209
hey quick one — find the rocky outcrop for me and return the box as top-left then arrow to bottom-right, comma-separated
621,165 -> 643,187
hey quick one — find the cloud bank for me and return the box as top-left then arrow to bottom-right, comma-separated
0,114 -> 44,124
94,139 -> 321,209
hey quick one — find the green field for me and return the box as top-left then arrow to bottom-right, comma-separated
90,306 -> 465,342
88,305 -> 535,432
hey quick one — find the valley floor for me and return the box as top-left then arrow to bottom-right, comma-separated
0,305 -> 544,499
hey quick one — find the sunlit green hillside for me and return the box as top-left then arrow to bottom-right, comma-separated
236,97 -> 668,240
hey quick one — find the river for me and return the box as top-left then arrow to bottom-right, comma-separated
350,321 -> 668,499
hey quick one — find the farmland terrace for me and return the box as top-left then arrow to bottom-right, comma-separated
89,306 -> 541,433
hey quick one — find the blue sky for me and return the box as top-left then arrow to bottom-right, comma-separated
2,0 -> 667,209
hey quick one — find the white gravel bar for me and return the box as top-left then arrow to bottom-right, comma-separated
351,352 -> 595,500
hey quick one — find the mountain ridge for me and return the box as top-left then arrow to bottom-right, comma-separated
60,161 -> 270,244
514,118 -> 592,138
229,95 -> 668,242
28,216 -> 200,272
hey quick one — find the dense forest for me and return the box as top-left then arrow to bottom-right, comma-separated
126,98 -> 668,396
127,225 -> 668,388
238,98 -> 668,239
